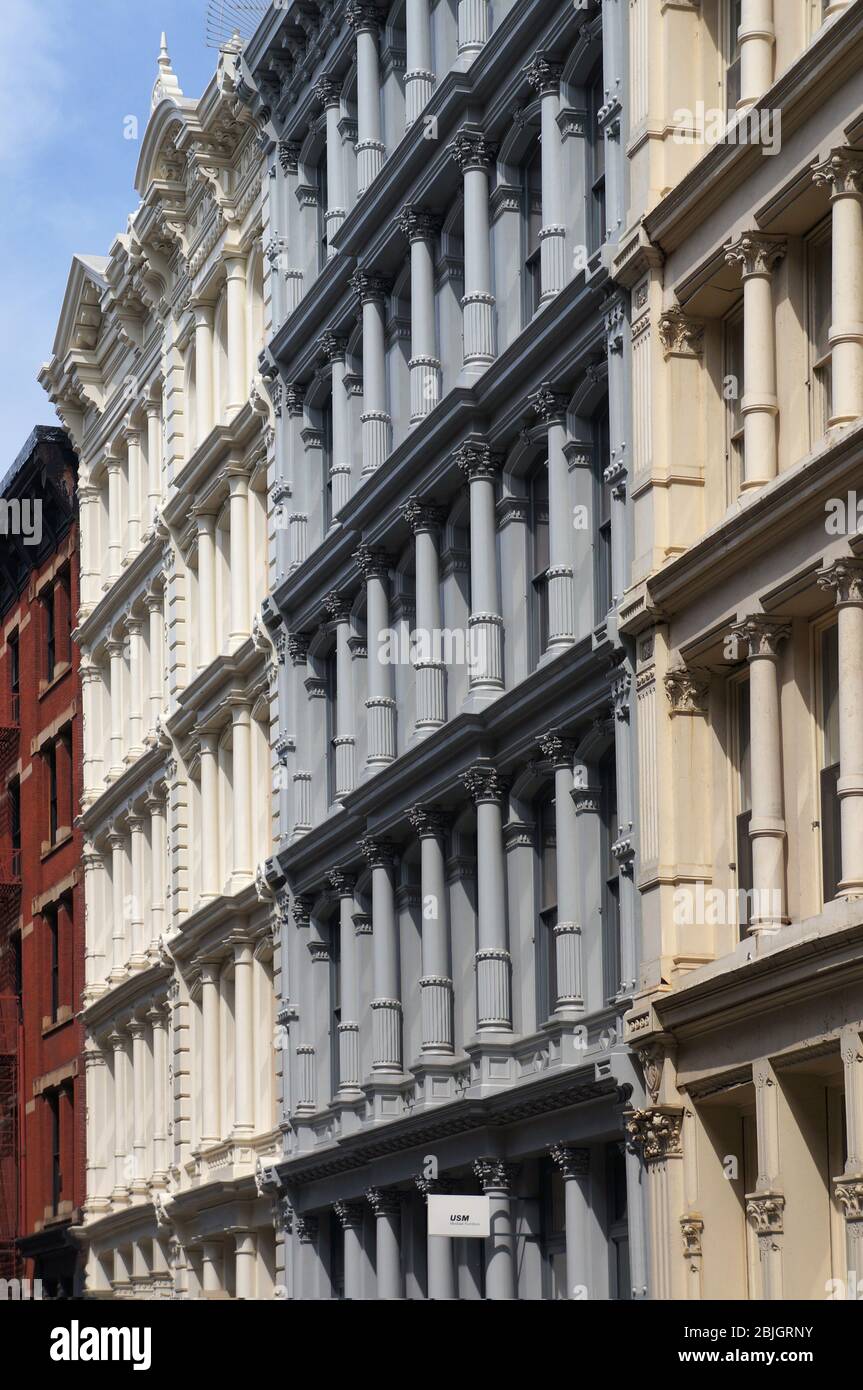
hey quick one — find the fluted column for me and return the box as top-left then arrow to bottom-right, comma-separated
194,511 -> 217,669
458,0 -> 489,61
526,57 -> 566,302
550,1145 -> 591,1299
232,933 -> 255,1137
144,593 -> 163,735
228,470 -> 250,649
106,639 -> 125,774
813,150 -> 863,427
818,558 -> 863,895
731,616 -> 789,931
200,958 -> 221,1145
145,398 -> 162,522
108,828 -> 126,980
347,3 -> 386,194
405,0 -> 435,126
415,1176 -> 456,1298
199,731 -> 220,898
457,442 -> 503,699
474,1159 -> 517,1299
149,1003 -> 169,1187
328,870 -> 361,1093
231,701 -> 253,883
737,0 -> 774,110
360,837 -> 402,1072
129,1018 -> 148,1195
106,459 -> 123,580
531,386 -> 574,650
318,333 -> 352,516
324,591 -> 357,796
109,1029 -> 130,1204
402,497 -> 446,732
407,806 -> 453,1052
367,1188 -> 403,1299
81,842 -> 106,998
127,814 -> 147,968
725,233 -> 785,491
315,77 -> 346,251
146,790 -> 166,951
462,765 -> 511,1030
334,1201 -> 365,1298
449,131 -> 496,371
192,301 -> 214,443
357,546 -> 396,770
126,617 -> 145,754
398,206 -> 442,421
225,256 -> 247,418
124,426 -> 142,553
351,270 -> 392,474
539,732 -> 583,1012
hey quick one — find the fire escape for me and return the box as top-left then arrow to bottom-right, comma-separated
0,683 -> 21,1281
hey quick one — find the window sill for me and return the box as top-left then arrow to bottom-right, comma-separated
42,1006 -> 73,1036
41,829 -> 72,861
38,662 -> 72,698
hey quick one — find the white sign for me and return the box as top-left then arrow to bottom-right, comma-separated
427,1194 -> 490,1238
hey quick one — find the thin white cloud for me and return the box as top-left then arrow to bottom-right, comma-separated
0,0 -> 68,171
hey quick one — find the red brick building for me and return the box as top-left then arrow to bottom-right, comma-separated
0,426 -> 84,1296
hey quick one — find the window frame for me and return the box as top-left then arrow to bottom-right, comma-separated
806,218 -> 833,445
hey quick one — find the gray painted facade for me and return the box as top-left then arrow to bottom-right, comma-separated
241,0 -> 648,1299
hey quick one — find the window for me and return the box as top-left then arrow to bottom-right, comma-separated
44,586 -> 56,682
325,650 -> 338,805
46,904 -> 60,1022
48,1090 -> 62,1214
607,1143 -> 631,1300
726,0 -> 742,116
809,231 -> 832,440
329,922 -> 341,1097
734,677 -> 753,935
539,1157 -> 567,1298
536,788 -> 557,1021
594,405 -> 613,621
588,67 -> 606,254
820,623 -> 841,903
8,777 -> 21,877
528,460 -> 550,665
600,749 -> 621,1002
724,309 -> 745,497
321,396 -> 334,531
522,139 -> 543,322
317,151 -> 329,271
47,742 -> 58,844
8,631 -> 19,723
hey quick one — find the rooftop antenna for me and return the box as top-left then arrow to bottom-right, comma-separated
205,0 -> 271,49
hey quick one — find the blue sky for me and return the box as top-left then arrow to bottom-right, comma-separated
0,0 -> 225,460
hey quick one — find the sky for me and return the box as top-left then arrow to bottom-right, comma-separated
0,0 -> 231,461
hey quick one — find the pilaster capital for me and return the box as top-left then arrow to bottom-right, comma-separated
358,836 -> 398,869
817,556 -> 863,608
625,1106 -> 684,1163
314,75 -> 342,109
402,494 -> 446,534
473,1158 -> 518,1194
834,1178 -> 863,1220
525,54 -> 563,96
327,867 -> 356,898
745,1191 -> 785,1235
454,439 -> 501,482
350,268 -> 393,304
284,382 -> 307,417
611,669 -> 632,721
397,204 -> 442,242
724,232 -> 786,279
549,1144 -> 590,1179
730,615 -> 790,661
813,147 -> 863,200
530,382 -> 568,425
287,632 -> 311,665
406,803 -> 450,838
448,129 -> 496,173
291,894 -> 314,929
664,667 -> 710,716
278,139 -> 301,174
658,307 -> 705,359
355,543 -> 393,580
538,730 -> 575,767
366,1186 -> 401,1217
461,763 -> 508,805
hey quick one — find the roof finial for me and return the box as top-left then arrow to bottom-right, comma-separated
151,31 -> 183,112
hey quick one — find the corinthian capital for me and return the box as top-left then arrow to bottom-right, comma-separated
355,543 -> 393,580
327,867 -> 356,898
625,1106 -> 684,1163
525,54 -> 563,96
401,494 -> 446,534
725,232 -> 786,279
314,75 -> 342,108
538,730 -> 575,767
730,615 -> 790,661
549,1145 -> 590,1179
358,836 -> 398,868
350,268 -> 393,303
345,1 -> 385,33
397,205 -> 442,242
664,667 -> 710,716
658,307 -> 705,359
530,382 -> 568,425
406,803 -> 450,838
454,439 -> 500,481
813,148 -> 863,200
817,556 -> 863,608
448,129 -> 496,173
474,1158 -> 518,1193
461,763 -> 507,805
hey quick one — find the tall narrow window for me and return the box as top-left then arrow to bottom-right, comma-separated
735,677 -> 753,935
809,232 -> 833,441
725,309 -> 745,497
317,152 -> 329,271
46,905 -> 60,1022
725,0 -> 742,116
321,396 -> 334,531
539,1157 -> 567,1298
325,650 -> 338,806
600,749 -> 621,1002
9,777 -> 21,877
522,139 -> 543,322
47,742 -> 58,844
588,67 -> 606,254
8,631 -> 19,723
49,1091 -> 62,1214
607,1143 -> 631,1300
329,922 -> 341,1097
528,460 -> 550,666
44,586 -> 56,682
820,622 -> 841,902
595,405 -> 613,621
536,789 -> 557,1021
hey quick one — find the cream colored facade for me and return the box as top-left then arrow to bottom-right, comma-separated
617,0 -> 863,1299
39,39 -> 281,1298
